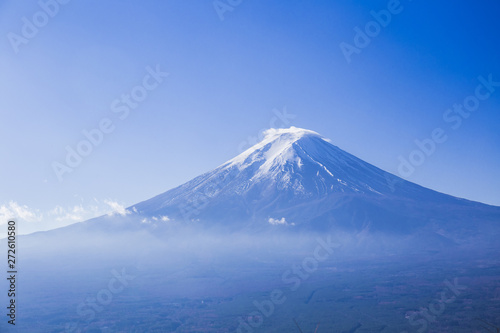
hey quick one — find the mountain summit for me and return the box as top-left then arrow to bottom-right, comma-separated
223,126 -> 405,197
123,127 -> 498,240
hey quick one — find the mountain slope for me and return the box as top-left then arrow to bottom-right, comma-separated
120,127 -> 498,239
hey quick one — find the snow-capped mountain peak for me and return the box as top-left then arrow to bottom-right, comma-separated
227,127 -> 324,168
127,126 -> 494,230
217,126 -> 381,196
225,127 -> 334,180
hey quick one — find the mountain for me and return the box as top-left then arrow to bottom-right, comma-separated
6,128 -> 500,332
104,127 -> 495,241
36,127 -> 499,248
7,128 -> 500,333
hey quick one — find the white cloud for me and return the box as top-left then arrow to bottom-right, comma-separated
104,200 -> 130,216
0,201 -> 43,223
0,198 -> 134,234
49,205 -> 64,216
49,204 -> 97,222
268,217 -> 294,226
141,215 -> 170,225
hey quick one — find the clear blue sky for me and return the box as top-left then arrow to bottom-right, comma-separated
1,0 -> 499,234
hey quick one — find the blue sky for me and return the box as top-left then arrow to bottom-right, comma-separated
0,0 -> 499,234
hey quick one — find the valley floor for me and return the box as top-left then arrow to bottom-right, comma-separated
1,247 -> 499,332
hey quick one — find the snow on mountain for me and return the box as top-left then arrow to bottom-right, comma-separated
21,126 -> 499,256
222,126 -> 388,195
124,127 -> 497,236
